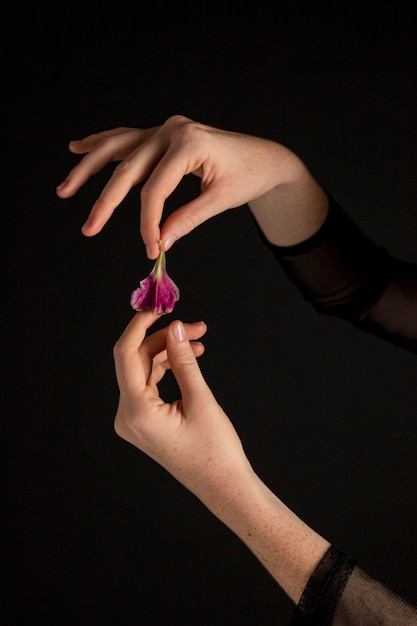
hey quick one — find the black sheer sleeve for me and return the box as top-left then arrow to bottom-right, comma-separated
289,545 -> 417,625
256,195 -> 417,623
257,194 -> 417,353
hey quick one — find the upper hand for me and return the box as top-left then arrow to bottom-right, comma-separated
56,115 -> 295,258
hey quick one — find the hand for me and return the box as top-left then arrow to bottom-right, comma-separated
113,312 -> 251,502
56,115 -> 314,258
113,311 -> 330,602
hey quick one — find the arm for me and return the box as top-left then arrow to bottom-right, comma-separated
114,313 -> 417,623
113,311 -> 330,603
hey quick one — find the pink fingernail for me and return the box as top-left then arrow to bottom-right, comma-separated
163,234 -> 177,252
172,321 -> 186,342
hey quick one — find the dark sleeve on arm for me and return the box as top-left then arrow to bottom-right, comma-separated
289,545 -> 417,625
257,194 -> 417,353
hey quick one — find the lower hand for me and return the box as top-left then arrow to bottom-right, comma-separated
113,312 -> 251,502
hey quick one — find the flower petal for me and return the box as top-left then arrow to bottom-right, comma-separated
130,252 -> 180,314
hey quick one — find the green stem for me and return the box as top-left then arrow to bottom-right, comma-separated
153,251 -> 166,280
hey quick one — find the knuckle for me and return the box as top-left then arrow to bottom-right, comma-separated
113,126 -> 132,133
96,130 -> 135,160
113,338 -> 128,361
140,177 -> 170,212
162,115 -> 205,147
163,114 -> 191,129
96,134 -> 117,154
176,353 -> 197,367
139,181 -> 155,201
174,120 -> 204,145
113,157 -> 134,177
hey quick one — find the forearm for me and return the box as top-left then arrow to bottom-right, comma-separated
248,163 -> 329,247
198,466 -> 330,604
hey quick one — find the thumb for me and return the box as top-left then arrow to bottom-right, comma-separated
159,188 -> 228,254
166,320 -> 212,402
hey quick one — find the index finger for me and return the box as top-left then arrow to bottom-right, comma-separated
140,144 -> 205,259
113,311 -> 160,392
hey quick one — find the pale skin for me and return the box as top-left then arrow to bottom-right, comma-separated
113,312 -> 330,603
57,115 -> 332,603
56,114 -> 329,258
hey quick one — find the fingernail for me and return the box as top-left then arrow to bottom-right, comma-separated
56,179 -> 68,191
162,234 -> 177,252
172,321 -> 186,342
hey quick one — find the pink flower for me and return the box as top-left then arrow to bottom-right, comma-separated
130,252 -> 180,314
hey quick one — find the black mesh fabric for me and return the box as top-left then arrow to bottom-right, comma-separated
289,546 -> 417,625
257,193 -> 417,353
255,193 -> 417,623
290,546 -> 355,624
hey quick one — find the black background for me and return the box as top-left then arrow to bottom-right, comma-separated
4,3 -> 417,625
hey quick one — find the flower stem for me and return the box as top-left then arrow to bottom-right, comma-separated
153,251 -> 166,280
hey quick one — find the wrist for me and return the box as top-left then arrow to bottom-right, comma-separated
202,467 -> 330,602
249,179 -> 329,247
